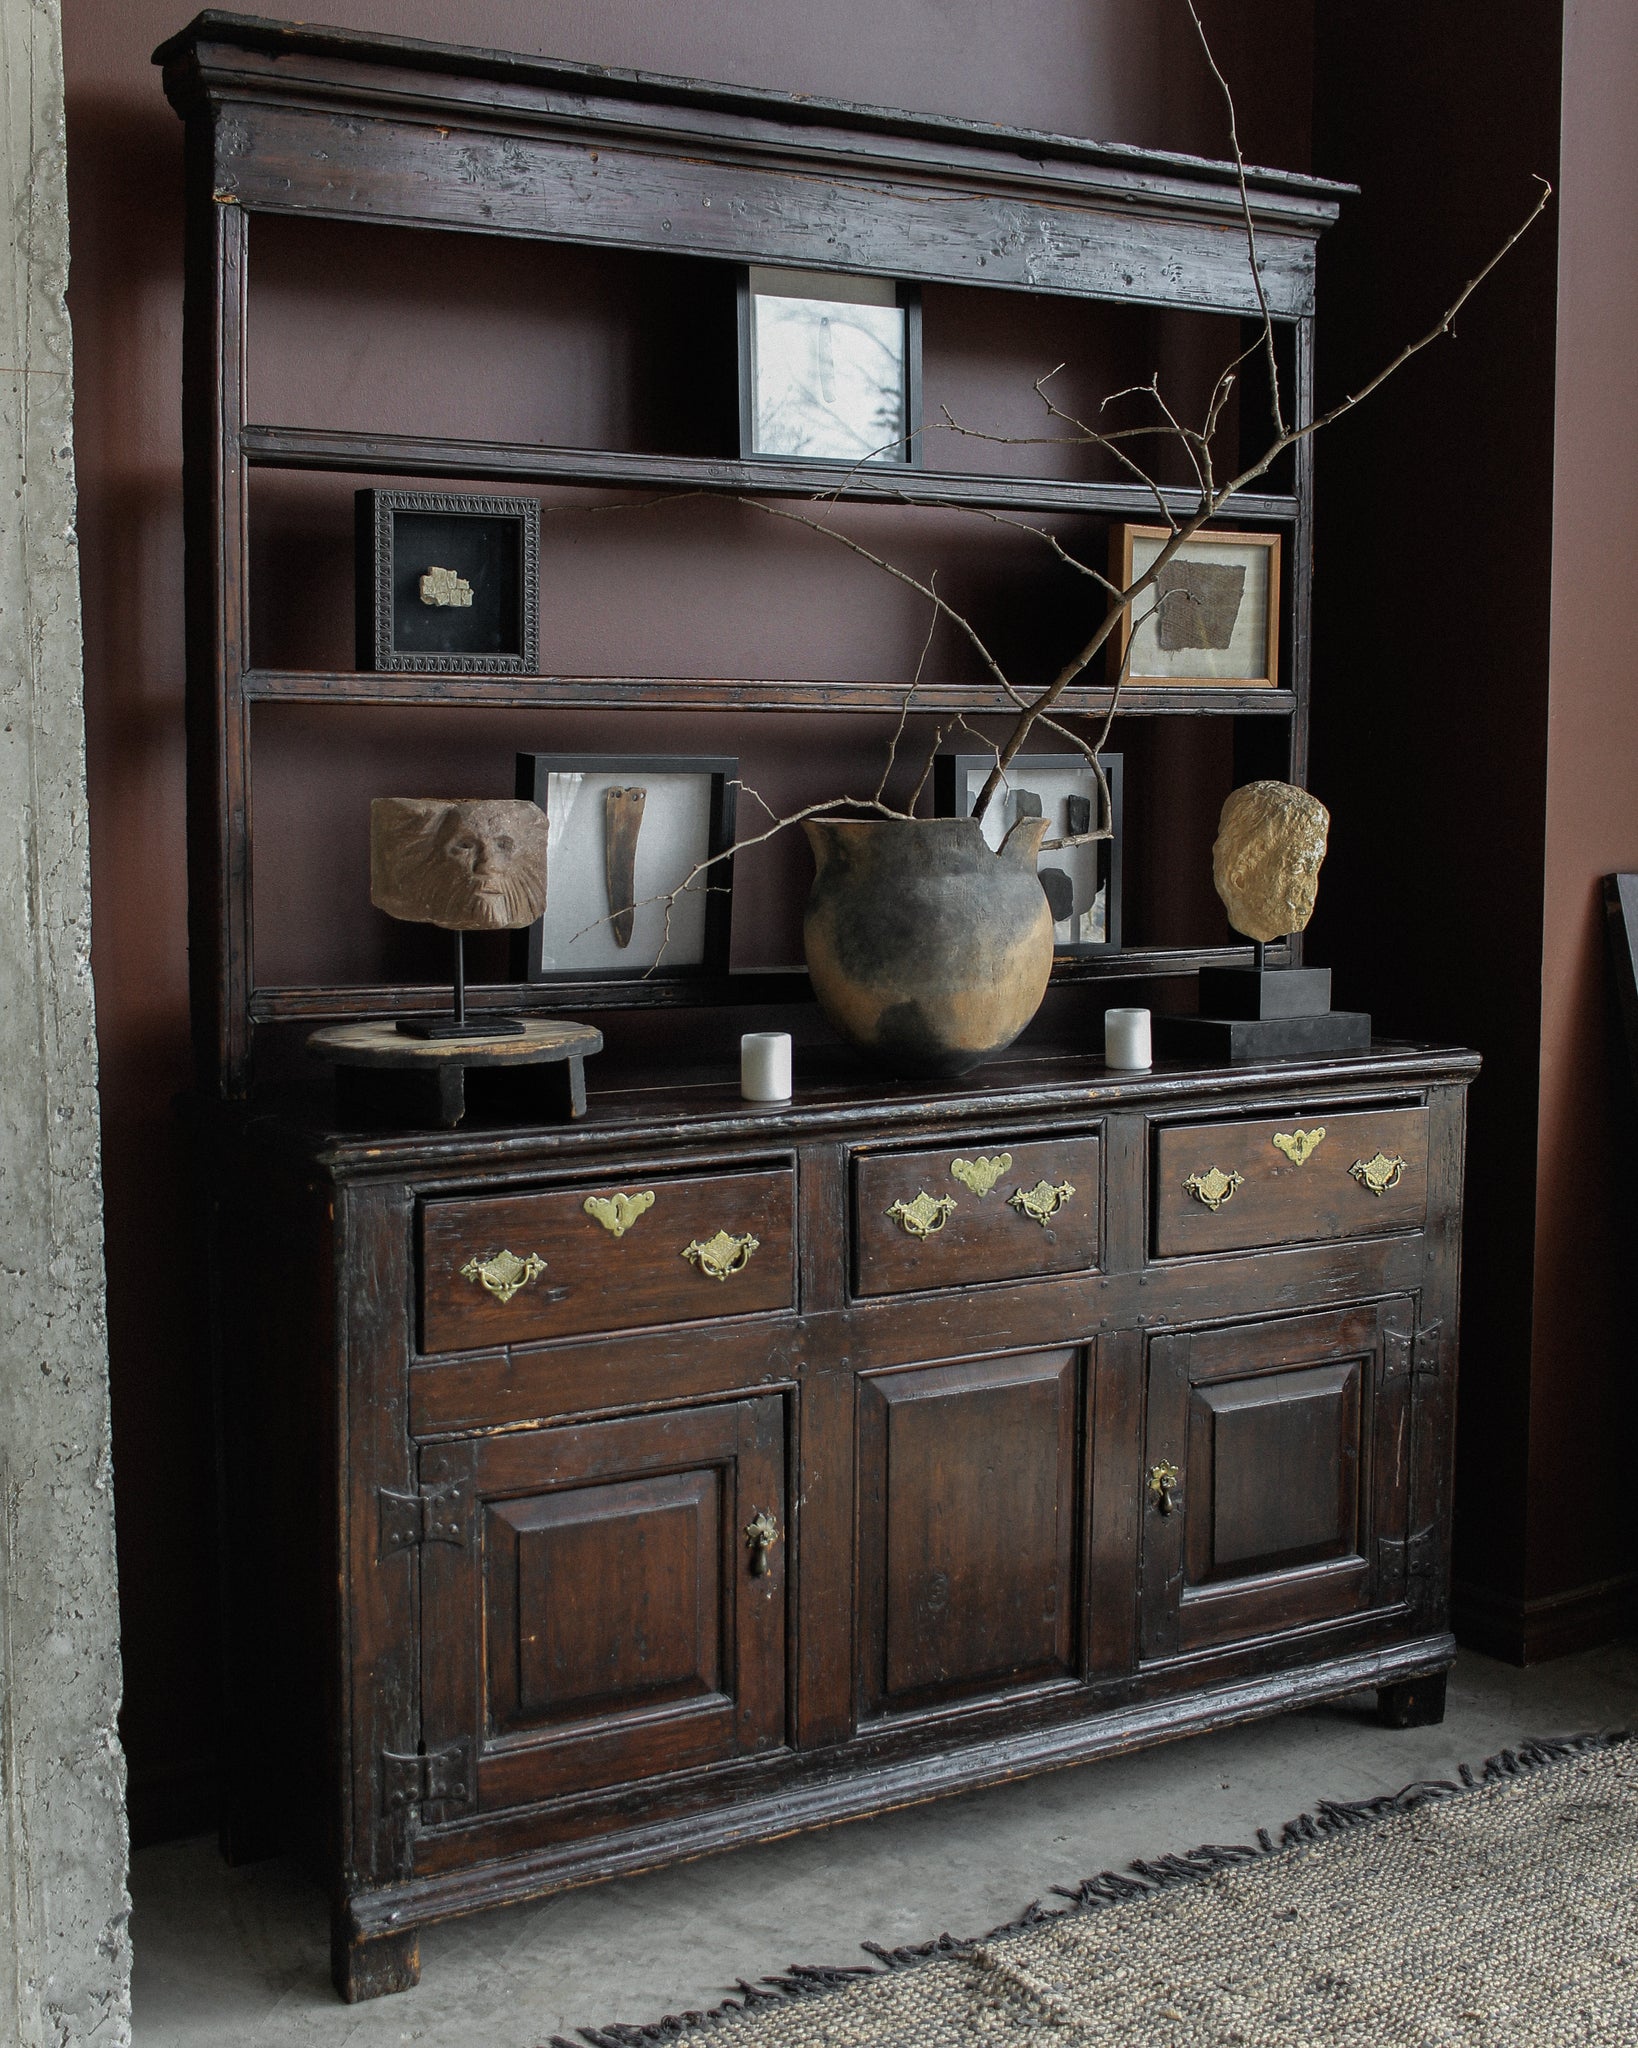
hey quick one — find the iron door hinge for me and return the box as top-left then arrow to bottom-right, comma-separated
377,1480 -> 470,1559
1383,1318 -> 1443,1386
1379,1526 -> 1437,1581
381,1742 -> 470,1817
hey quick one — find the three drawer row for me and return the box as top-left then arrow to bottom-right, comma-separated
418,1105 -> 1430,1355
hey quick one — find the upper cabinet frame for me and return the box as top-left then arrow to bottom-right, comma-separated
156,12 -> 1349,1097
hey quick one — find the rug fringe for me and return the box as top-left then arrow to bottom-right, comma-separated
545,1728 -> 1629,2046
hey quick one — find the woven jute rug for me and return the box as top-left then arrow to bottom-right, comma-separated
554,1735 -> 1638,2046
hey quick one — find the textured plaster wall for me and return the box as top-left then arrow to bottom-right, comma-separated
0,0 -> 132,2040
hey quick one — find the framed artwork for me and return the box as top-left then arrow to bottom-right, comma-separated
513,753 -> 736,980
355,489 -> 540,673
738,266 -> 921,466
933,751 -> 1123,956
1109,525 -> 1281,688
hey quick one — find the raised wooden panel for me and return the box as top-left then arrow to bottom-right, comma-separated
420,1166 -> 795,1352
859,1350 -> 1079,1717
1185,1362 -> 1361,1586
484,1472 -> 721,1736
1152,1107 -> 1428,1257
1141,1303 -> 1408,1663
420,1396 -> 786,1812
852,1135 -> 1100,1298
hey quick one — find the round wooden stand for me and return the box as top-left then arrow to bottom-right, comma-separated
307,1019 -> 603,1129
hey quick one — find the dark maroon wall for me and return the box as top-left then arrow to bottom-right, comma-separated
65,0 -> 1314,1841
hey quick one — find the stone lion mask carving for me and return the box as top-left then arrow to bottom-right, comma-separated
370,798 -> 547,932
1211,781 -> 1330,944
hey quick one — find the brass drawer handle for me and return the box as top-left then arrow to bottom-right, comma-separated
888,1192 -> 957,1239
1350,1152 -> 1407,1196
1272,1127 -> 1326,1165
681,1229 -> 760,1280
745,1510 -> 780,1576
950,1153 -> 1012,1198
1148,1462 -> 1180,1515
583,1190 -> 656,1238
1008,1179 -> 1075,1226
459,1249 -> 547,1303
1184,1166 -> 1243,1211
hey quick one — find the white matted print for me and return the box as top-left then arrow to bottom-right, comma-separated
1111,525 -> 1281,687
745,267 -> 912,465
935,752 -> 1123,956
516,755 -> 735,977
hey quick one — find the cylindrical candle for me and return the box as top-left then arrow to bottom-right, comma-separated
741,1031 -> 793,1102
1104,1006 -> 1152,1070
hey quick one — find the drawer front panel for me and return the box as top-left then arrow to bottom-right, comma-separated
853,1135 -> 1101,1297
421,1167 -> 795,1352
1152,1107 -> 1427,1257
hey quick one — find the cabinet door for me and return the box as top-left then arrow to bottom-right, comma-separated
1140,1302 -> 1411,1662
419,1396 -> 786,1818
858,1349 -> 1081,1720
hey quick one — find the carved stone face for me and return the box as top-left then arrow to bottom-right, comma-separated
370,797 -> 548,932
1211,781 -> 1330,944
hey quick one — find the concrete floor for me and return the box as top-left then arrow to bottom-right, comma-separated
131,1642 -> 1638,2047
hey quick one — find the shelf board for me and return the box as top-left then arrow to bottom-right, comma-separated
243,668 -> 1295,718
241,425 -> 1300,525
249,949 -> 1260,1026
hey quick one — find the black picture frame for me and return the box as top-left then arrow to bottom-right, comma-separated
513,752 -> 737,982
933,751 -> 1124,956
355,488 -> 540,673
737,266 -> 922,468
1604,873 -> 1638,1104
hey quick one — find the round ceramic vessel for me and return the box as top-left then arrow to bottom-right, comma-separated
802,815 -> 1054,1078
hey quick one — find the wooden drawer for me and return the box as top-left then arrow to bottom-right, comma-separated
420,1166 -> 795,1353
1151,1106 -> 1428,1258
853,1134 -> 1100,1297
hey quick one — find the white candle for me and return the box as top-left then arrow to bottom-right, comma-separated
741,1031 -> 793,1102
1104,1006 -> 1152,1070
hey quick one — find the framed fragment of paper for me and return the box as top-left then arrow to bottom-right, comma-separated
1109,525 -> 1281,688
738,267 -> 921,466
933,751 -> 1123,957
513,754 -> 737,981
355,489 -> 540,674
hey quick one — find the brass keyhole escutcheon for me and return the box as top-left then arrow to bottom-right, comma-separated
1148,1462 -> 1180,1516
745,1510 -> 779,1576
681,1230 -> 760,1281
1008,1179 -> 1076,1226
1184,1166 -> 1243,1211
950,1154 -> 1012,1198
459,1249 -> 546,1303
583,1189 -> 656,1238
1272,1127 -> 1325,1166
1350,1152 -> 1407,1196
888,1191 -> 957,1239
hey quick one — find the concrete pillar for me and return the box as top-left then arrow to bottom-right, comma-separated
0,0 -> 132,2041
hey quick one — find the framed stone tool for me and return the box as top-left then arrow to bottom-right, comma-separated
355,488 -> 540,672
933,751 -> 1123,957
1109,525 -> 1281,689
738,266 -> 921,466
513,753 -> 737,980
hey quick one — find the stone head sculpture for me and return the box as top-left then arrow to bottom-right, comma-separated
1212,781 -> 1330,944
370,798 -> 547,932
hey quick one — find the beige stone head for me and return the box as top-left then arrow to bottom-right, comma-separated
370,798 -> 547,932
1212,781 -> 1330,944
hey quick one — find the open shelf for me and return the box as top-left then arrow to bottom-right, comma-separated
241,424 -> 1300,525
242,667 -> 1295,717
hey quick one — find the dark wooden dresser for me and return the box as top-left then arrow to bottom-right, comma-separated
211,1040 -> 1473,1999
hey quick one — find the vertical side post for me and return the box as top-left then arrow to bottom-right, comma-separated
182,118 -> 252,1094
1288,311 -> 1317,967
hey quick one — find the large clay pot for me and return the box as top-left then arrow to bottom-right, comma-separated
802,815 -> 1054,1078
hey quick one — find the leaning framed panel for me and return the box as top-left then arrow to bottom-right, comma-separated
737,266 -> 922,467
934,751 -> 1123,956
1109,525 -> 1281,689
514,753 -> 737,981
356,489 -> 541,673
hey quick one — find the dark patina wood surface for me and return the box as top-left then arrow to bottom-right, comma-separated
205,1040 -> 1474,2001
